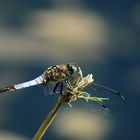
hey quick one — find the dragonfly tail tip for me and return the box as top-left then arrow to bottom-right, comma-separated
0,86 -> 16,93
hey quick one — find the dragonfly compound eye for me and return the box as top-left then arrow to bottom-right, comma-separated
67,63 -> 78,75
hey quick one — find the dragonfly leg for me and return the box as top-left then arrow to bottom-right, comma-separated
60,82 -> 63,95
53,82 -> 64,95
65,80 -> 72,88
53,82 -> 60,93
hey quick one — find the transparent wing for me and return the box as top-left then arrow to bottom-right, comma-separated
65,97 -> 110,115
91,83 -> 125,100
43,83 -> 57,96
43,82 -> 69,105
88,83 -> 125,103
67,83 -> 125,113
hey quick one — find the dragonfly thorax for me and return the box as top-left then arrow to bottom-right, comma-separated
42,63 -> 83,85
42,64 -> 72,83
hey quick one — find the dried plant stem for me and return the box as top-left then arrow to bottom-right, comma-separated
33,97 -> 64,140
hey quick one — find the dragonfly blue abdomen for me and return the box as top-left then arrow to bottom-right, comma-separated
0,75 -> 44,93
14,76 -> 44,89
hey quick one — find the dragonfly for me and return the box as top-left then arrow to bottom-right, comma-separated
0,63 -> 82,94
0,63 -> 124,110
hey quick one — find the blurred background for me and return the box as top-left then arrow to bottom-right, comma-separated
0,0 -> 140,140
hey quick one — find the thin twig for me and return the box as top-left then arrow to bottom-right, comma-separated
33,96 -> 64,140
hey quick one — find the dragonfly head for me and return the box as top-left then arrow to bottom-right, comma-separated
67,63 -> 82,77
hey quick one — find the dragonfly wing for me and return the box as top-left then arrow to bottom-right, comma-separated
43,82 -> 56,96
66,97 -> 110,115
86,83 -> 125,105
92,83 -> 125,100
